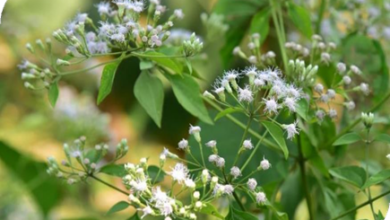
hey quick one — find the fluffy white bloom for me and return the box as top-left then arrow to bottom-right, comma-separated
321,52 -> 331,63
247,178 -> 257,191
337,62 -> 346,73
189,125 -> 201,134
264,98 -> 279,114
178,139 -> 188,150
243,139 -> 253,150
327,89 -> 336,99
256,192 -> 267,204
360,83 -> 369,95
320,94 -> 329,103
314,83 -> 324,93
193,191 -> 200,199
174,9 -> 184,19
282,122 -> 299,140
254,78 -> 266,87
238,86 -> 253,102
132,179 -> 148,192
350,65 -> 361,75
224,184 -> 234,194
216,157 -> 225,168
141,206 -> 154,219
329,108 -> 338,118
169,163 -> 189,183
284,97 -> 297,112
96,2 -> 111,15
206,140 -> 217,148
260,158 -> 271,170
185,178 -> 196,189
151,186 -> 168,203
230,166 -> 242,179
345,101 -> 355,110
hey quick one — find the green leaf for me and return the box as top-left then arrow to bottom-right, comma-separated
333,132 -> 361,146
0,141 -> 62,216
199,203 -> 224,219
99,164 -> 127,177
134,71 -> 165,127
286,2 -> 313,38
249,8 -> 270,44
296,99 -> 309,121
265,202 -> 289,220
225,206 -> 258,220
374,133 -> 390,143
329,166 -> 366,188
362,169 -> 390,189
262,121 -> 288,159
48,81 -> 59,107
148,165 -> 166,184
127,213 -> 141,220
141,51 -> 182,74
214,107 -> 244,121
164,73 -> 212,124
139,60 -> 154,70
97,62 -> 120,104
106,201 -> 130,215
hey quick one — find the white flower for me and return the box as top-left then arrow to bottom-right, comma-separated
193,191 -> 200,199
185,178 -> 196,189
216,157 -> 225,168
132,179 -> 148,192
329,108 -> 337,118
256,192 -> 267,204
327,89 -> 336,99
208,154 -> 218,162
178,139 -> 188,150
337,62 -> 346,73
284,97 -> 297,112
343,76 -> 351,85
315,109 -> 326,122
360,83 -> 369,95
314,83 -> 324,93
224,184 -> 234,194
206,140 -> 217,148
141,206 -> 154,219
158,202 -> 173,216
238,86 -> 253,102
151,186 -> 168,203
320,94 -> 329,103
243,139 -> 253,150
96,2 -> 111,15
386,154 -> 390,160
282,122 -> 299,140
321,52 -> 331,63
230,166 -> 242,179
345,101 -> 355,110
350,65 -> 361,75
174,9 -> 184,19
260,158 -> 271,170
247,178 -> 257,191
264,98 -> 279,114
189,124 -> 201,142
254,78 -> 265,87
169,163 -> 189,183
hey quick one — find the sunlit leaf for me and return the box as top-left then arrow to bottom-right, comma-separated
97,62 -> 120,104
262,121 -> 288,159
333,132 -> 361,146
106,201 -> 130,215
286,2 -> 313,38
362,169 -> 390,189
329,166 -> 366,188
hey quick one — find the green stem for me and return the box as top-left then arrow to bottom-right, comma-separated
232,117 -> 253,167
365,128 -> 376,219
269,0 -> 289,75
330,190 -> 390,220
241,130 -> 268,173
198,141 -> 206,167
315,0 -> 326,34
89,175 -> 128,195
222,169 -> 246,211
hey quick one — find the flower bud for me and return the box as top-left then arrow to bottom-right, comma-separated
361,112 -> 374,129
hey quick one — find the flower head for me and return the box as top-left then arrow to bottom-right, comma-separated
256,192 -> 267,204
178,139 -> 188,150
230,166 -> 241,179
247,178 -> 257,191
169,163 -> 188,183
264,98 -> 279,114
260,158 -> 271,170
282,122 -> 299,139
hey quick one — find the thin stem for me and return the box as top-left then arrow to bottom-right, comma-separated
330,190 -> 390,220
60,56 -> 126,76
315,0 -> 327,34
222,169 -> 245,211
198,141 -> 206,167
269,0 -> 289,75
89,175 -> 128,195
365,128 -> 376,219
232,117 -> 253,167
241,130 -> 268,173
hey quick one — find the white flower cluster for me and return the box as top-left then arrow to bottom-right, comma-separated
19,0 -> 193,91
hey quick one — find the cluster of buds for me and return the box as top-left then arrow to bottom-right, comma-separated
361,112 -> 374,129
181,33 -> 204,57
200,13 -> 229,41
233,33 -> 276,66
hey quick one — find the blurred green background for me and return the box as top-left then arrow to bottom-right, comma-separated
1,0 -> 390,219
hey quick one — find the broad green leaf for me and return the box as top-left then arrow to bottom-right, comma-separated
139,60 -> 154,70
249,8 -> 270,44
99,164 -> 127,177
286,2 -> 313,38
214,107 -> 244,121
140,51 -> 182,74
262,121 -> 288,159
300,132 -> 329,176
97,62 -> 120,104
374,133 -> 390,143
323,188 -> 356,219
296,99 -> 309,121
199,203 -> 224,219
164,73 -> 212,124
148,165 -> 166,184
333,132 -> 361,146
280,171 -> 303,219
329,166 -> 366,188
134,71 -> 165,127
106,201 -> 130,215
362,169 -> 390,189
48,82 -> 59,107
0,141 -> 62,216
225,206 -> 258,220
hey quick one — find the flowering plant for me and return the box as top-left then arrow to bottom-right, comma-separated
9,0 -> 390,220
